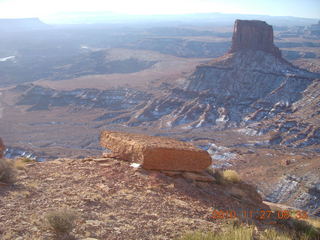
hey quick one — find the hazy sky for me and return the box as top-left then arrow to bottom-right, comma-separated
0,0 -> 319,19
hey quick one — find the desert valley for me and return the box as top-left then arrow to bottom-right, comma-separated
0,9 -> 320,240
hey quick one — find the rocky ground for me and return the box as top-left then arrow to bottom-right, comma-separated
0,157 -> 272,240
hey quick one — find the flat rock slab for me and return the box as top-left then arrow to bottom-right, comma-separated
100,131 -> 212,172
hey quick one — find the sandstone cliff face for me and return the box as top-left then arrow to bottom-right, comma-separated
0,138 -> 4,158
229,20 -> 281,58
100,131 -> 212,171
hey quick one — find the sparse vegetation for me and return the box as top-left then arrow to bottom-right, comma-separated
18,157 -> 35,163
222,170 -> 240,183
286,218 -> 320,239
176,225 -> 254,240
260,228 -> 292,240
14,157 -> 35,170
212,169 -> 225,184
45,209 -> 78,235
306,217 -> 320,229
177,223 -> 320,240
0,158 -> 16,183
176,231 -> 217,240
211,169 -> 241,184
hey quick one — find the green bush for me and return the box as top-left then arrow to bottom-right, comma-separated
0,158 -> 16,183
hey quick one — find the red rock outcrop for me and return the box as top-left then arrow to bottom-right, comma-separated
100,131 -> 212,171
0,138 -> 5,158
229,20 -> 281,57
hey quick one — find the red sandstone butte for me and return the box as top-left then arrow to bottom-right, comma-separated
100,131 -> 212,172
0,138 -> 5,158
229,19 -> 281,57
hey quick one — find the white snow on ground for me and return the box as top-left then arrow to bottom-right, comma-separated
237,127 -> 260,136
130,163 -> 141,168
0,56 -> 15,62
206,143 -> 237,168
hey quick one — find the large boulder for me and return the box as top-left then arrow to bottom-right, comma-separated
100,131 -> 212,172
0,138 -> 5,158
229,19 -> 281,57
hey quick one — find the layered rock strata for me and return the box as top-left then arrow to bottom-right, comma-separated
100,131 -> 212,171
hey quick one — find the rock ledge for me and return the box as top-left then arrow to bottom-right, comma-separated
100,131 -> 212,172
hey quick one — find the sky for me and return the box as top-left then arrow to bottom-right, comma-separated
0,0 -> 319,19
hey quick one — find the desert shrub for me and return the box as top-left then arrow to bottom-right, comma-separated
205,167 -> 215,176
18,157 -> 35,163
212,169 -> 225,185
14,160 -> 26,170
211,169 -> 241,184
45,209 -> 77,235
222,170 -> 240,183
13,157 -> 35,170
0,158 -> 16,183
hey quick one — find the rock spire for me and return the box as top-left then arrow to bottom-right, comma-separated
229,19 -> 281,57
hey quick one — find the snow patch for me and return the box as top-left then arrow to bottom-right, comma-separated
130,163 -> 141,168
0,56 -> 15,62
237,128 -> 260,136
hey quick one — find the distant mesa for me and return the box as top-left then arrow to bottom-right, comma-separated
100,131 -> 212,172
0,18 -> 48,32
229,19 -> 281,58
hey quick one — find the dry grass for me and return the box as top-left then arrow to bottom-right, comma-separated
210,169 -> 241,184
260,228 -> 292,240
222,170 -> 240,183
176,225 -> 254,240
0,158 -> 16,183
289,218 -> 320,239
211,169 -> 225,184
14,157 -> 36,170
177,223 -> 319,240
305,217 -> 320,229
